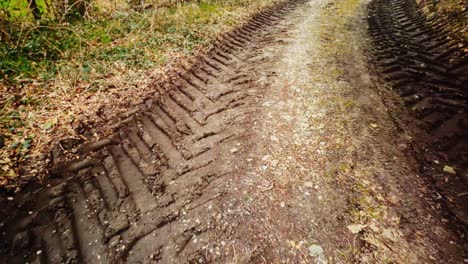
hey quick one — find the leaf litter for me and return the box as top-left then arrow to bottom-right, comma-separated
0,0 -> 281,190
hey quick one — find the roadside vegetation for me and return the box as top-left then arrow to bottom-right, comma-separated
416,0 -> 467,42
0,0 -> 277,189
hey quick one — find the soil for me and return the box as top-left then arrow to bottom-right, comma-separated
368,0 -> 468,231
0,0 -> 466,263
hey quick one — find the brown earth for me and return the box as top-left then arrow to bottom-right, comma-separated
0,0 -> 466,263
368,0 -> 468,233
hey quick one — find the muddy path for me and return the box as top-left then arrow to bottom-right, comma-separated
368,0 -> 468,228
0,0 -> 467,263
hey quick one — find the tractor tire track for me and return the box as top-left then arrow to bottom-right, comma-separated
0,1 -> 307,263
368,0 -> 468,227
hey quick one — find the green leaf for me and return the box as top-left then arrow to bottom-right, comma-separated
42,120 -> 56,130
443,165 -> 456,174
82,63 -> 92,74
21,138 -> 32,152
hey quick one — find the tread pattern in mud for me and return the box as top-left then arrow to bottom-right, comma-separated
0,1 -> 305,263
368,0 -> 468,224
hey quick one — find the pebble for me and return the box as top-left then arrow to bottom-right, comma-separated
230,148 -> 238,153
308,244 -> 327,263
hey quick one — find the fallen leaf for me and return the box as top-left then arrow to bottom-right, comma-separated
41,120 -> 56,131
443,165 -> 456,174
289,240 -> 296,248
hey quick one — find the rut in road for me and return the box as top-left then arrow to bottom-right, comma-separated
1,0 -> 467,263
0,0 -> 307,263
368,0 -> 468,227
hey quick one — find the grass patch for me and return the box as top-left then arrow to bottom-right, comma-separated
1,1 -> 232,81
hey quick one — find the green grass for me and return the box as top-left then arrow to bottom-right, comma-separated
1,0 -> 51,19
0,1 -> 233,82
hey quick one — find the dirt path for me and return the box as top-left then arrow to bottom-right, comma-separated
0,0 -> 466,263
368,0 -> 468,227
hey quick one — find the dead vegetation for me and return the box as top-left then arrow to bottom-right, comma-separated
416,0 -> 468,43
0,0 -> 279,190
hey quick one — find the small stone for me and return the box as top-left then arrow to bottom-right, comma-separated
308,244 -> 324,256
230,148 -> 238,153
308,244 -> 327,263
304,181 -> 313,188
347,224 -> 366,234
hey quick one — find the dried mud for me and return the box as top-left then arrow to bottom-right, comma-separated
0,0 -> 467,263
0,1 -> 311,263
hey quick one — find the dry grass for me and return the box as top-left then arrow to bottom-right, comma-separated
0,0 -> 279,190
416,0 -> 468,43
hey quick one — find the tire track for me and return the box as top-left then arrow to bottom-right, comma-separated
368,0 -> 468,227
0,1 -> 306,263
